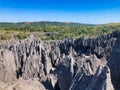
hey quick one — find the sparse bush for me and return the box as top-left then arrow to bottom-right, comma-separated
15,33 -> 28,39
0,22 -> 120,40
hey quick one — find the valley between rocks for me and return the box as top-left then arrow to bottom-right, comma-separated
0,31 -> 120,90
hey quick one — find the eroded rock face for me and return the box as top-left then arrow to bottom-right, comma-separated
0,31 -> 120,90
69,55 -> 114,90
108,32 -> 120,90
0,49 -> 16,83
0,79 -> 45,90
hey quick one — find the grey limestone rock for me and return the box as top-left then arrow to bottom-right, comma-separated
0,31 -> 120,90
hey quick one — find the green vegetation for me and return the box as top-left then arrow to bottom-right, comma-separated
0,21 -> 120,40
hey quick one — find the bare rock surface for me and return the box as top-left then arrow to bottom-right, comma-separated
108,32 -> 120,90
0,31 -> 120,90
0,78 -> 45,90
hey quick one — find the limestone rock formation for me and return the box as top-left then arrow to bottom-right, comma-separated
0,79 -> 45,90
69,55 -> 114,90
0,49 -> 16,83
0,31 -> 120,90
108,32 -> 120,90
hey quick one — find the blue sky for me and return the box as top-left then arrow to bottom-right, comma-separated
0,0 -> 120,24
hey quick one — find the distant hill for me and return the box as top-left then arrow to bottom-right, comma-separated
29,21 -> 95,26
0,21 -> 95,28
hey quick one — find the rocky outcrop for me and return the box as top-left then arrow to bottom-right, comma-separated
0,31 -> 120,90
0,79 -> 45,90
108,32 -> 120,90
69,55 -> 114,90
0,49 -> 16,83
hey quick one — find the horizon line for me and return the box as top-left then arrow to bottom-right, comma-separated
0,20 -> 119,25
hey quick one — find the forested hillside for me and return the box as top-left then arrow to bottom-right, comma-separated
0,21 -> 120,40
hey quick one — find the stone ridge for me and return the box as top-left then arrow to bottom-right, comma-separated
0,31 -> 120,90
